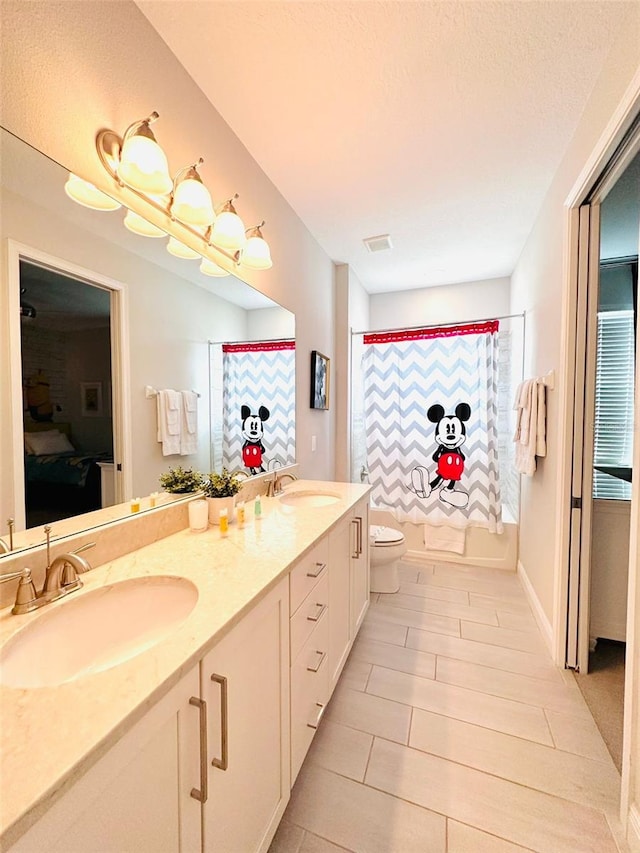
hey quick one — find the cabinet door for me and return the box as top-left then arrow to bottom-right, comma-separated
350,500 -> 370,636
328,515 -> 352,691
8,667 -> 202,853
201,577 -> 290,853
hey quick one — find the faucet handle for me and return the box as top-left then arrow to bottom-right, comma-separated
71,542 -> 96,557
0,568 -> 42,615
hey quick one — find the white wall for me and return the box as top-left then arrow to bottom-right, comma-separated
0,0 -> 336,486
369,277 -> 511,331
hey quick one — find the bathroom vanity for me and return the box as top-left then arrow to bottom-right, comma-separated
0,480 -> 370,853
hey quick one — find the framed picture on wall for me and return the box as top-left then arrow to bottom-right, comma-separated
310,350 -> 330,410
81,381 -> 103,417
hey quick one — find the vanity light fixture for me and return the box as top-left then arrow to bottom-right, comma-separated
64,173 -> 121,211
200,258 -> 230,277
241,222 -> 273,270
85,112 -> 273,271
170,158 -> 215,227
117,112 -> 173,195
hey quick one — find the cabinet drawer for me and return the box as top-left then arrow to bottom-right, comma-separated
289,537 -> 329,615
290,571 -> 329,664
290,611 -> 330,782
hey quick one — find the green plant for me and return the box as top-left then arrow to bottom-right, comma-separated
203,468 -> 243,498
159,466 -> 204,494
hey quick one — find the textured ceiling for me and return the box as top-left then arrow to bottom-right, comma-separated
135,1 -> 635,293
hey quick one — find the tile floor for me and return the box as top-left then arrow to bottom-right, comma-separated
269,559 -> 627,853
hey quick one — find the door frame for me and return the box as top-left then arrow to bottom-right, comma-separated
554,70 -> 640,833
6,240 -> 132,529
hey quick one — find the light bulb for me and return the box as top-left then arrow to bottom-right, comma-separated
118,119 -> 172,195
200,258 -> 230,277
123,210 -> 166,237
171,166 -> 214,226
167,237 -> 200,259
241,228 -> 272,270
210,199 -> 246,250
64,173 -> 121,211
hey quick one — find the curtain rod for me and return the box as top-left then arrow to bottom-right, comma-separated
351,311 -> 525,337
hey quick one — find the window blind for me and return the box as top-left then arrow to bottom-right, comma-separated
593,309 -> 635,500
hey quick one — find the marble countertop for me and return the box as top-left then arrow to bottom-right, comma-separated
0,480 -> 370,847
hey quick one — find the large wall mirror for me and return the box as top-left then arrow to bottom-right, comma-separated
0,128 -> 295,559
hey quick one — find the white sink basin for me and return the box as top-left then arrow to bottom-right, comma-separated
0,576 -> 198,688
279,490 -> 341,508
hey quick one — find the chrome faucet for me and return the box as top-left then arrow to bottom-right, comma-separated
267,472 -> 298,497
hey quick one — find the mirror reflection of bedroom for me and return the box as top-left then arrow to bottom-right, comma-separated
20,260 -> 114,527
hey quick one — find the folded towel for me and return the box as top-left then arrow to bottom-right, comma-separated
513,379 -> 546,476
157,389 -> 182,456
180,390 -> 198,456
423,523 -> 466,555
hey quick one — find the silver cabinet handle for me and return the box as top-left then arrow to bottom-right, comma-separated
307,602 -> 327,622
189,696 -> 208,803
307,702 -> 327,730
307,649 -> 327,673
355,515 -> 363,556
351,517 -> 360,558
210,673 -> 229,771
306,561 -> 327,579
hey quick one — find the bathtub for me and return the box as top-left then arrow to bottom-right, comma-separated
369,506 -> 518,572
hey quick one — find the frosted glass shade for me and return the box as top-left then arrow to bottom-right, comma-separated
123,210 -> 166,238
64,174 -> 121,211
200,258 -> 230,277
241,234 -> 272,270
171,176 -> 214,226
210,210 -> 246,250
167,237 -> 200,259
118,135 -> 172,195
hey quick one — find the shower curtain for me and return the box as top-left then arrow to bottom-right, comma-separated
362,320 -> 503,532
221,340 -> 296,473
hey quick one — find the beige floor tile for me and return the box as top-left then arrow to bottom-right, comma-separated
367,665 -> 553,745
268,819 -> 305,853
433,563 -> 520,583
447,820 -> 534,852
469,592 -> 532,613
545,708 -> 616,764
409,709 -> 620,812
365,738 -> 617,853
461,621 -> 545,653
357,619 -> 408,647
367,602 -> 461,637
406,628 -> 563,683
435,657 -> 592,718
415,572 -> 524,597
306,720 -> 373,782
338,658 -> 372,692
497,610 -> 538,632
397,564 -> 421,584
350,637 -> 436,680
299,832 -> 352,852
377,591 -> 499,626
285,764 -> 446,853
325,684 -> 412,743
397,580 -> 470,604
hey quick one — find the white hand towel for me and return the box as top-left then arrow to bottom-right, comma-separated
180,390 -> 198,456
513,379 -> 546,476
423,523 -> 466,555
157,389 -> 182,456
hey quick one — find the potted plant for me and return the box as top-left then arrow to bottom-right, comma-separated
159,466 -> 204,494
203,468 -> 243,524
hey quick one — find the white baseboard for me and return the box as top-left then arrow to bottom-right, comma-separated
628,804 -> 640,853
517,560 -> 553,655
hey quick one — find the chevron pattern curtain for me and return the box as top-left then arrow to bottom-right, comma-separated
221,340 -> 296,473
362,321 -> 503,532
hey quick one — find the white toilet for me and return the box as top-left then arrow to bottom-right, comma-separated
369,524 -> 407,593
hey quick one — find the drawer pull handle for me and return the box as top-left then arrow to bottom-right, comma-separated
307,649 -> 327,673
307,602 -> 327,622
189,696 -> 208,803
306,561 -> 327,579
210,673 -> 229,771
351,516 -> 363,558
307,702 -> 327,730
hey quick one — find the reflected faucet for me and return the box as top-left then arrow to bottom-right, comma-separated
0,539 -> 10,555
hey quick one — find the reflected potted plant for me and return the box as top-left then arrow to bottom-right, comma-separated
202,469 -> 243,524
159,466 -> 204,494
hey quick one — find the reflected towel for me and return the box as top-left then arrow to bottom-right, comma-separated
157,389 -> 182,456
180,390 -> 198,456
423,523 -> 466,555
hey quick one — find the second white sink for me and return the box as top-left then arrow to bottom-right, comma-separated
0,575 -> 198,689
279,490 -> 341,508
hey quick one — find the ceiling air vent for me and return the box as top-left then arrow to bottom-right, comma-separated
363,234 -> 393,253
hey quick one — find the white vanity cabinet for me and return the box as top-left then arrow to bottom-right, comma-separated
200,577 -> 290,853
7,666 -> 203,853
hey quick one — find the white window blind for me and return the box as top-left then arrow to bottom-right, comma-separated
593,309 -> 635,500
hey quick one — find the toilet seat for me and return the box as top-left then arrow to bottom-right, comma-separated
370,525 -> 405,546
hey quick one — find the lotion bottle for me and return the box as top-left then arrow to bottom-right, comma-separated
254,494 -> 262,520
219,507 -> 229,537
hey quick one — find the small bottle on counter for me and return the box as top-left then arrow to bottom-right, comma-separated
149,491 -> 158,508
219,507 -> 229,537
130,497 -> 141,513
254,494 -> 262,520
236,500 -> 246,528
